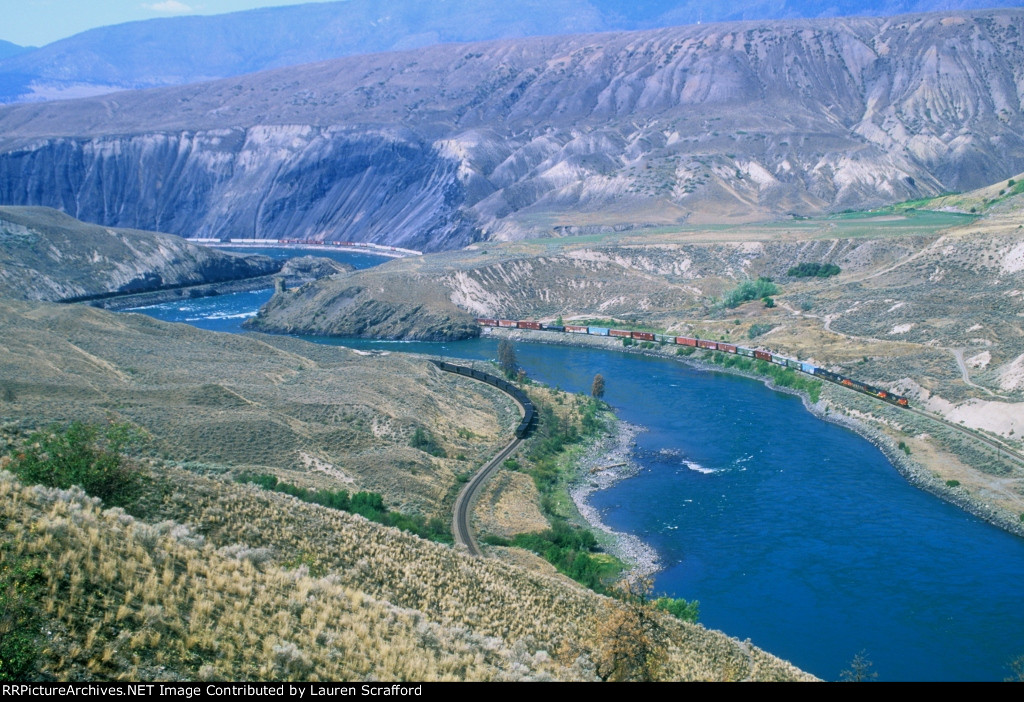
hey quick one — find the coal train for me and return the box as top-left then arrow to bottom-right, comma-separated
430,359 -> 536,438
475,318 -> 910,408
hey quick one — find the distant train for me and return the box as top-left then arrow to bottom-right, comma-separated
475,318 -> 909,408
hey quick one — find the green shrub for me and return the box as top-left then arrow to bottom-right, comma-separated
654,596 -> 700,623
748,323 -> 775,339
410,427 -> 446,457
721,277 -> 780,309
237,473 -> 451,543
0,556 -> 42,682
945,480 -> 960,488
787,262 -> 841,278
7,421 -> 142,507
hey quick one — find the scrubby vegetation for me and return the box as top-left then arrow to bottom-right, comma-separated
236,472 -> 451,543
748,323 -> 775,339
721,277 -> 780,309
0,555 -> 42,682
705,352 -> 822,404
409,426 -> 446,458
0,465 -> 812,681
787,262 -> 841,278
4,421 -> 142,508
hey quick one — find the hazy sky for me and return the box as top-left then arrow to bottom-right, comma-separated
4,0 -> 314,47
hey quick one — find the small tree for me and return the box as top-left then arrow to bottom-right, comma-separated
595,577 -> 668,681
497,339 -> 517,378
840,650 -> 878,682
591,374 -> 605,399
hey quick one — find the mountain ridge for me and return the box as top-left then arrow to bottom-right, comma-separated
0,9 -> 1021,250
3,0 -> 1018,103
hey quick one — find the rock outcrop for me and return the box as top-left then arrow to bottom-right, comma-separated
0,206 -> 279,301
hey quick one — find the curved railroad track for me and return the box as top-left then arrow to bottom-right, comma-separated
430,359 -> 531,556
453,435 -> 522,556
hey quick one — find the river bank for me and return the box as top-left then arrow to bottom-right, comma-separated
483,326 -> 1024,542
567,418 -> 662,579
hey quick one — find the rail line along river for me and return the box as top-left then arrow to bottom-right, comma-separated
128,259 -> 1024,682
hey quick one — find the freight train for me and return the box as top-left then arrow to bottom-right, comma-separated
475,318 -> 909,408
430,360 -> 536,438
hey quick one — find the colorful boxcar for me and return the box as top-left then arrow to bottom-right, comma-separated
785,359 -> 802,370
698,339 -> 718,350
498,319 -> 517,328
565,324 -> 589,334
609,329 -> 631,338
588,327 -> 610,336
517,321 -> 542,330
738,347 -> 755,357
718,343 -> 738,354
476,318 -> 498,327
632,332 -> 656,341
801,362 -> 816,374
754,351 -> 772,361
676,337 -> 698,347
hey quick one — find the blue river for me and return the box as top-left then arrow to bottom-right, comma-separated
127,255 -> 1024,682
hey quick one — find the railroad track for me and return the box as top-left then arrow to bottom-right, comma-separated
453,436 -> 522,556
430,359 -> 531,556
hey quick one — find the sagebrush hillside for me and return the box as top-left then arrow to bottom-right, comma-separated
0,298 -> 514,515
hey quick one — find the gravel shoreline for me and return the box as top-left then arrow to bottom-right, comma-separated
569,419 -> 662,579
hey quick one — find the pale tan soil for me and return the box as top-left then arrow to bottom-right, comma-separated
473,469 -> 549,538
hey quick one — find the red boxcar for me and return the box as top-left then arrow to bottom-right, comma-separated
609,329 -> 631,338
476,318 -> 498,327
675,336 -> 698,347
517,321 -> 542,330
565,324 -> 589,333
498,319 -> 517,328
754,351 -> 772,361
632,332 -> 655,341
697,339 -> 718,350
718,343 -> 738,354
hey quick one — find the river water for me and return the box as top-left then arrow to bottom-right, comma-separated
127,255 -> 1024,682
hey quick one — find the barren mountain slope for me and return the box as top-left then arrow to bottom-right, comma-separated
4,0 -> 1016,102
0,10 -> 1021,250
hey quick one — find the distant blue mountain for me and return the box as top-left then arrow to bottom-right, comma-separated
0,39 -> 29,61
0,0 -> 1019,102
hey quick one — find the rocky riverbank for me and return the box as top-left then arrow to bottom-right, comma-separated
568,419 -> 661,579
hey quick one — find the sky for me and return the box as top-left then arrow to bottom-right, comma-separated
3,0 -> 315,47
